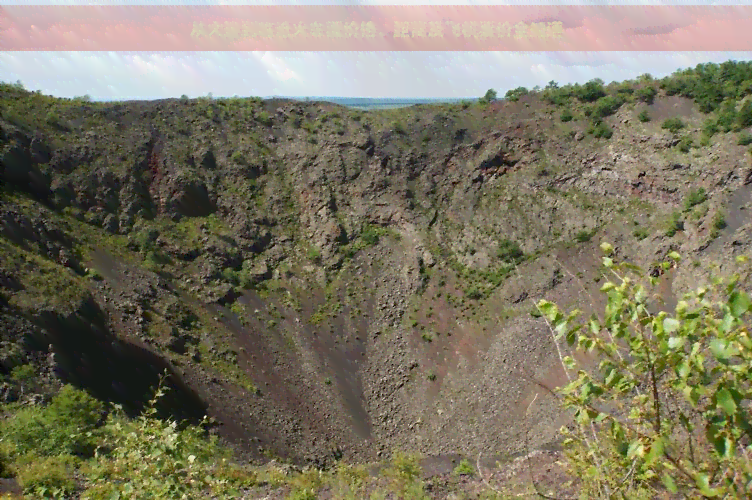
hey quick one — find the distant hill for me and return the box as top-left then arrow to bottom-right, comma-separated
268,96 -> 479,110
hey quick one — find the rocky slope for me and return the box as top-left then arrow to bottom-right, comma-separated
1,71 -> 751,471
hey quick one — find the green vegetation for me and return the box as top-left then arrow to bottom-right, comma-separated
504,87 -> 529,102
684,187 -> 708,211
665,211 -> 684,237
574,229 -> 596,243
560,108 -> 574,122
678,135 -> 694,153
542,245 -> 752,498
479,89 -> 497,104
662,117 -> 686,134
710,210 -> 728,239
453,459 -> 475,477
638,109 -> 651,122
635,85 -> 657,104
588,121 -> 613,139
589,95 -> 625,120
496,239 -> 524,263
737,132 -> 752,145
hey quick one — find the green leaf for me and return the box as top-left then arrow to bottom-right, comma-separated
710,338 -> 737,361
645,437 -> 665,464
729,290 -> 751,318
694,473 -> 720,497
661,473 -> 678,493
667,250 -> 681,261
716,387 -> 737,416
600,242 -> 614,255
602,257 -> 614,268
627,440 -> 645,459
600,282 -> 616,292
663,317 -> 680,333
668,336 -> 686,349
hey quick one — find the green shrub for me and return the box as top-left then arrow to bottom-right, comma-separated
665,211 -> 684,237
496,239 -> 524,263
632,227 -> 649,240
575,229 -> 596,243
684,187 -> 708,211
591,95 -> 624,119
505,87 -> 529,102
256,111 -> 272,126
702,117 -> 720,137
635,86 -> 657,104
83,375 -> 234,499
560,109 -> 574,122
716,101 -> 738,132
15,454 -> 79,498
710,210 -> 728,239
661,117 -> 685,134
589,121 -> 613,139
287,488 -> 317,500
546,246 -> 752,498
638,109 -> 651,122
737,132 -> 752,145
678,135 -> 694,153
737,99 -> 752,129
360,225 -> 385,246
576,79 -> 606,103
1,385 -> 104,458
453,459 -> 475,477
306,247 -> 321,261
464,286 -> 484,301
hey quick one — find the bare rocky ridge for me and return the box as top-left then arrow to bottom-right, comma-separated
1,83 -> 751,476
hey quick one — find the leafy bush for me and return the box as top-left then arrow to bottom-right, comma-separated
496,239 -> 524,263
82,376 -> 237,499
453,459 -> 475,477
678,135 -> 694,153
543,245 -> 752,498
575,229 -> 596,243
710,210 -> 728,239
737,99 -> 752,129
589,121 -> 613,139
1,385 -> 104,458
560,109 -> 574,122
287,489 -> 317,500
591,95 -> 625,119
505,87 -> 529,102
716,101 -> 739,132
662,117 -> 685,134
576,79 -> 607,103
14,454 -> 79,498
480,89 -> 497,104
256,111 -> 272,126
684,187 -> 708,211
635,86 -> 657,104
638,109 -> 651,123
383,452 -> 424,497
703,117 -> 720,137
665,211 -> 684,237
737,132 -> 752,145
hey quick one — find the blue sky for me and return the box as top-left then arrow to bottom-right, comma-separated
2,0 -> 752,100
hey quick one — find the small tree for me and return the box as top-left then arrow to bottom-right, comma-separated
481,89 -> 497,104
662,117 -> 685,134
539,244 -> 752,498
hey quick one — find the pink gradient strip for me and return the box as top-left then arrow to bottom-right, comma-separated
1,6 -> 751,51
